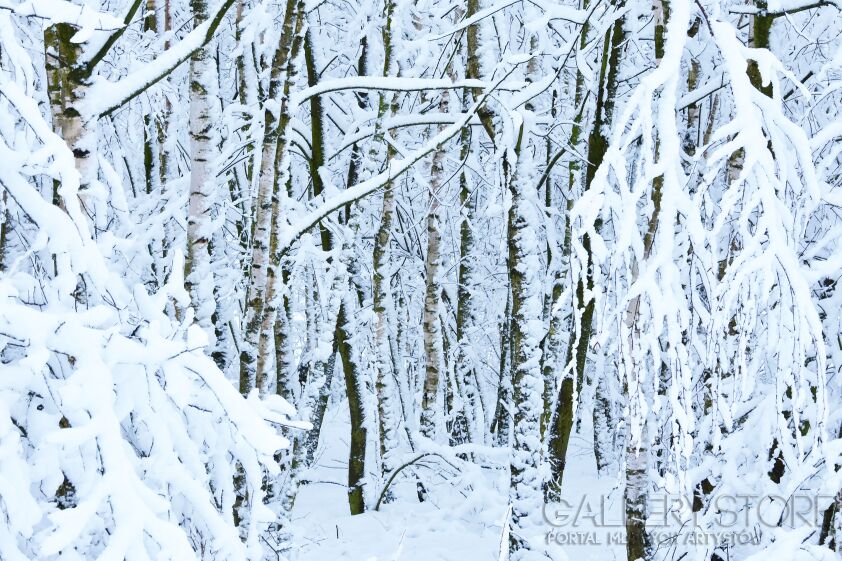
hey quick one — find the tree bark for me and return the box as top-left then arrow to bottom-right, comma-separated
622,4 -> 666,555
333,34 -> 371,517
507,116 -> 545,555
373,0 -> 402,482
419,82 -> 451,439
239,0 -> 303,395
185,0 -> 219,353
491,286 -> 513,446
44,24 -> 95,190
546,0 -> 625,495
337,296 -> 369,515
453,0 -> 484,446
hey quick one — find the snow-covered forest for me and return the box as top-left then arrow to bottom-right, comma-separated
1,0 -> 841,558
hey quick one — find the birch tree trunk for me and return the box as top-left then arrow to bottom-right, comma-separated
239,0 -> 302,395
159,0 -> 176,304
340,35 -> 372,516
540,89 -> 563,441
373,0 -> 402,480
453,0 -> 484,446
419,148 -> 445,438
0,191 -> 8,272
338,287 -> 369,515
140,0 -> 168,294
419,74 -> 452,438
586,1 -> 625,474
44,23 -> 102,303
542,23 -> 587,501
262,14 -> 305,399
492,287 -> 513,446
624,418 -> 652,561
373,168 -> 400,475
508,42 -> 545,554
44,25 -> 94,190
623,4 -> 667,555
507,119 -> 545,555
185,0 -> 219,350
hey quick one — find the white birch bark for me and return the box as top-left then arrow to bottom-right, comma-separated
419,88 -> 448,439
239,0 -> 302,395
185,0 -> 219,347
373,0 -> 402,478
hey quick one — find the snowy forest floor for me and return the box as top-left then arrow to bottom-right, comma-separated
291,398 -> 625,561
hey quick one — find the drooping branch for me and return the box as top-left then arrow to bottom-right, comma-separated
428,0 -> 587,41
291,76 -> 524,106
729,0 -> 839,16
277,65 -> 520,256
373,452 -> 459,511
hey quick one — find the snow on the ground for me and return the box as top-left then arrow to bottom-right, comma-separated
291,400 -> 625,561
543,427 -> 625,561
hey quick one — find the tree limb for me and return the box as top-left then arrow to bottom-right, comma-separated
84,0 -> 145,75
86,0 -> 237,118
278,65 -> 519,256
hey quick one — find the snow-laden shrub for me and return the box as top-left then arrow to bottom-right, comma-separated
0,14 -> 294,560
